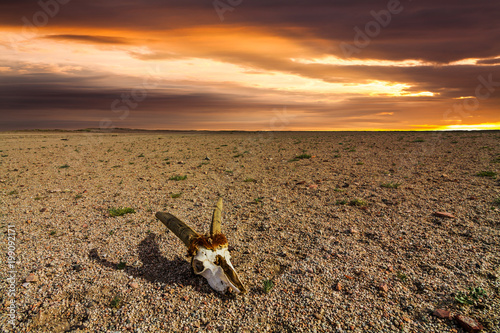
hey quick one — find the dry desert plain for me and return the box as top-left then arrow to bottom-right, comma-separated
0,130 -> 499,333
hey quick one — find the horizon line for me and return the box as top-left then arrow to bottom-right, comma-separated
2,127 -> 500,133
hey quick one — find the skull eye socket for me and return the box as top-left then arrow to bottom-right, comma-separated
192,259 -> 206,274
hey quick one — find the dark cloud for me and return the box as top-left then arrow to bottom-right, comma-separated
2,0 -> 499,62
43,34 -> 130,44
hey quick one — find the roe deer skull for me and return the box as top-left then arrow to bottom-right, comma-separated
155,198 -> 246,294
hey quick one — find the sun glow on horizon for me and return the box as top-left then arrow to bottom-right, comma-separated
435,123 -> 500,131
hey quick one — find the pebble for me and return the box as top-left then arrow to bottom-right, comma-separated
434,211 -> 456,218
455,314 -> 484,333
433,309 -> 451,319
130,282 -> 139,289
378,283 -> 389,292
25,273 -> 39,283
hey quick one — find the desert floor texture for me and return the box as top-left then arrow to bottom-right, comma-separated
0,130 -> 499,332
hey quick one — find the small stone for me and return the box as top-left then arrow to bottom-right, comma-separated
308,184 -> 318,189
434,211 -> 456,218
455,314 -> 484,333
433,309 -> 451,319
39,208 -> 47,212
26,273 -> 38,283
387,265 -> 394,272
314,312 -> 323,320
204,156 -> 210,161
130,282 -> 139,289
334,282 -> 342,291
379,283 -> 389,292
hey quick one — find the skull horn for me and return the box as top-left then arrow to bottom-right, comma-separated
210,197 -> 223,236
155,212 -> 199,247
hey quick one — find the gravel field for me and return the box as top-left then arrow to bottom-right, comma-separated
1,130 -> 499,333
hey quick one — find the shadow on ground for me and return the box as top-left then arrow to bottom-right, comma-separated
89,233 -> 199,288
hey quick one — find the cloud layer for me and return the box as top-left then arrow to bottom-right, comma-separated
1,0 -> 499,130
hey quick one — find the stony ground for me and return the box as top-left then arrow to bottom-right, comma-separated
0,130 -> 499,333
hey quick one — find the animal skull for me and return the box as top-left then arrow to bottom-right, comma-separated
155,198 -> 246,294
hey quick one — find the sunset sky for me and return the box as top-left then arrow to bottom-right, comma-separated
1,0 -> 499,131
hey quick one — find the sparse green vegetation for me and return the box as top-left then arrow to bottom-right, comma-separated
244,178 -> 256,183
110,296 -> 123,309
381,182 -> 401,189
169,175 -> 187,181
138,153 -> 144,157
50,231 -> 56,236
263,279 -> 274,293
494,197 -> 500,205
75,194 -> 83,199
254,197 -> 264,204
349,198 -> 367,206
476,170 -> 496,178
356,162 -> 364,165
58,164 -> 70,169
335,199 -> 348,205
397,271 -> 407,282
412,138 -> 425,142
454,287 -> 487,306
170,193 -> 182,198
295,153 -> 312,159
8,190 -> 18,195
109,207 -> 135,217
117,261 -> 126,270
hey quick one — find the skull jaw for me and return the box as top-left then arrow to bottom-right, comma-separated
192,246 -> 246,294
